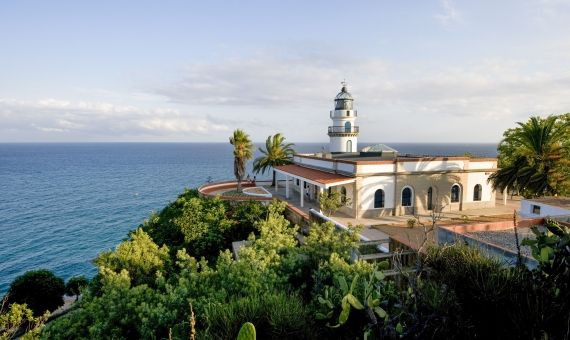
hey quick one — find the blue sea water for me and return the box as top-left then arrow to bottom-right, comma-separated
0,142 -> 497,295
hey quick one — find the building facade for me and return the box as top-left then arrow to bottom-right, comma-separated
519,197 -> 570,218
274,84 -> 498,218
328,83 -> 358,153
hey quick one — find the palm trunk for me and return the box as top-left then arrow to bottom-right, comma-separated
237,179 -> 242,193
272,171 -> 276,187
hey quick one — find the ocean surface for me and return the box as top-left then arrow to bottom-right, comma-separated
0,142 -> 497,294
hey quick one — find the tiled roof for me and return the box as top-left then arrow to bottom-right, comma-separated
274,164 -> 354,185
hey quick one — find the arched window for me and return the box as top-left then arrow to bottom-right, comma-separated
427,187 -> 433,211
344,121 -> 352,132
374,189 -> 385,208
346,140 -> 352,152
473,184 -> 482,201
451,184 -> 461,203
402,187 -> 412,207
341,187 -> 347,203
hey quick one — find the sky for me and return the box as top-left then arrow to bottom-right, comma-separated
1,0 -> 570,143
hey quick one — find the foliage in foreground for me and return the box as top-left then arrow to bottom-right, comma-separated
5,270 -> 65,316
0,298 -> 48,340
40,189 -> 570,339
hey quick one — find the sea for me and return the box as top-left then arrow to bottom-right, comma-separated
0,142 -> 497,295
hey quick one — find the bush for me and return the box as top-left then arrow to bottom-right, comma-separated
422,244 -> 548,339
94,228 -> 170,287
65,276 -> 89,299
0,299 -> 49,339
6,269 -> 65,315
406,219 -> 416,228
200,291 -> 313,339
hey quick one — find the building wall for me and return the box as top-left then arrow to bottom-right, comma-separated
399,160 -> 465,172
331,183 -> 356,216
356,171 -> 496,217
330,136 -> 358,153
468,160 -> 496,170
357,175 -> 396,217
357,163 -> 395,175
520,200 -> 570,218
289,156 -> 497,218
461,171 -> 496,210
337,162 -> 356,173
294,156 -> 335,171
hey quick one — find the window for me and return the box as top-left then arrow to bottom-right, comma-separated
532,205 -> 541,215
346,140 -> 352,152
346,110 -> 350,117
402,187 -> 412,207
427,187 -> 433,211
374,189 -> 385,208
451,184 -> 460,203
473,184 -> 482,201
296,179 -> 299,186
344,121 -> 351,132
341,187 -> 347,203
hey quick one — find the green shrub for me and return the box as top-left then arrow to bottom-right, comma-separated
0,300 -> 49,339
141,189 -> 266,261
423,243 -> 549,339
94,228 -> 170,287
200,291 -> 312,339
6,269 -> 65,315
65,276 -> 89,299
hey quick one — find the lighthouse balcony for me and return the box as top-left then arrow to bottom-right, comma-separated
328,125 -> 359,136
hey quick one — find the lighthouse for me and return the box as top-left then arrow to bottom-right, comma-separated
328,82 -> 359,153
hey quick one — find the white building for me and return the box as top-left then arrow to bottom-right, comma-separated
274,83 -> 498,218
519,197 -> 570,218
328,82 -> 358,153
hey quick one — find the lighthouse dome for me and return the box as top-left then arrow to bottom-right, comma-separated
334,84 -> 353,110
335,85 -> 353,100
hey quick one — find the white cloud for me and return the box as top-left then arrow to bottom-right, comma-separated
3,49 -> 570,142
147,52 -> 570,142
434,0 -> 462,26
0,99 -> 229,140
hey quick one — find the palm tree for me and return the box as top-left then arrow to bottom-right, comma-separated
253,133 -> 295,187
229,129 -> 253,192
489,115 -> 570,197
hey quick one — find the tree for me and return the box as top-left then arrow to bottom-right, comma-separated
489,115 -> 570,197
6,269 -> 65,315
1,297 -> 48,340
229,129 -> 254,192
94,228 -> 170,287
65,276 -> 89,301
253,133 -> 295,186
318,190 -> 351,216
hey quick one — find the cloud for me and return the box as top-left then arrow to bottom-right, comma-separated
4,47 -> 570,142
153,54 -> 570,121
142,51 -> 570,143
0,99 -> 229,140
434,0 -> 462,26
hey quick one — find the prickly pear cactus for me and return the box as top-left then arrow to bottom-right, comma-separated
237,322 -> 256,340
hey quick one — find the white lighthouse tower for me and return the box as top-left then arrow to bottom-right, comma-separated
328,82 -> 359,153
